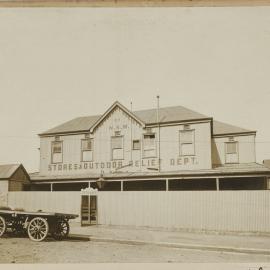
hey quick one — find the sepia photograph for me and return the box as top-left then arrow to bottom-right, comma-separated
0,0 -> 270,268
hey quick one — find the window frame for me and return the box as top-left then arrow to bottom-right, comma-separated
111,135 -> 124,160
51,140 -> 63,164
132,139 -> 141,150
179,129 -> 195,156
142,133 -> 157,158
225,141 -> 239,164
81,138 -> 94,162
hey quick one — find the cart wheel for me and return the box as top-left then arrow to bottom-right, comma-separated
52,220 -> 70,240
28,217 -> 49,242
0,216 -> 6,237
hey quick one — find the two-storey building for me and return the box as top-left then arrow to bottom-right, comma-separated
30,101 -> 270,191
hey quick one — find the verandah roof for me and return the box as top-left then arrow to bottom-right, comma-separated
29,163 -> 270,182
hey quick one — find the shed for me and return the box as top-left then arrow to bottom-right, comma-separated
0,164 -> 30,192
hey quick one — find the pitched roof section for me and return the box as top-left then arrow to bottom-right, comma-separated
40,115 -> 100,136
213,120 -> 255,136
0,164 -> 21,179
40,104 -> 211,136
90,101 -> 146,133
39,102 -> 254,136
133,105 -> 210,124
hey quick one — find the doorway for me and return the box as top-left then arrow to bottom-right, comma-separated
81,195 -> 98,226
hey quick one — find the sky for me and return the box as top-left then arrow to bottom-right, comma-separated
0,7 -> 270,173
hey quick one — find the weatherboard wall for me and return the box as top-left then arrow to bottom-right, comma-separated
212,134 -> 256,166
39,105 -> 212,176
0,181 -> 8,205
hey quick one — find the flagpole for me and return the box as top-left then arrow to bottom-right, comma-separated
156,95 -> 161,172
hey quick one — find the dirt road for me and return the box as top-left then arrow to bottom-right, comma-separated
0,236 -> 270,263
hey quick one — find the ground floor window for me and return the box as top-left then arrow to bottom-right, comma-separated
219,177 -> 266,190
30,176 -> 267,192
91,181 -> 121,191
123,180 -> 166,191
31,184 -> 51,191
53,182 -> 89,191
169,179 -> 216,191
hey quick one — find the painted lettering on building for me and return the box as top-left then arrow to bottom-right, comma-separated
48,157 -> 198,172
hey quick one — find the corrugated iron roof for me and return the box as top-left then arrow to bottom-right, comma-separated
0,164 -> 21,179
213,120 -> 255,135
39,103 -> 254,136
133,105 -> 210,124
29,163 -> 270,182
41,115 -> 100,135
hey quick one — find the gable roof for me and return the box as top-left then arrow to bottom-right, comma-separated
213,120 -> 256,136
39,102 -> 254,136
39,103 -> 211,136
90,101 -> 146,133
0,164 -> 26,180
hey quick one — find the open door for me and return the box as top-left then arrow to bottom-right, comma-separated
81,195 -> 98,226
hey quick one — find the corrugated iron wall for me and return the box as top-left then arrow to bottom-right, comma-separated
7,191 -> 270,233
7,191 -> 81,221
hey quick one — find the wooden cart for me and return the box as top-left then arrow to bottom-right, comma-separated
0,208 -> 78,242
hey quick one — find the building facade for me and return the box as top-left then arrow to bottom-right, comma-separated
30,101 -> 270,191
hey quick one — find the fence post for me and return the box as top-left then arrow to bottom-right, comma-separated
216,178 -> 220,191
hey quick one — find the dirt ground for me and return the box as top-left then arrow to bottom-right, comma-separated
0,235 -> 270,263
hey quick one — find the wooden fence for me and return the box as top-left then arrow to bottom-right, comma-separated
7,191 -> 270,233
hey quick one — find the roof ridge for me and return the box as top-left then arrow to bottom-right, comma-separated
133,104 -> 198,113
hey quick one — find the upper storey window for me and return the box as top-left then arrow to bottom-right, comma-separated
225,141 -> 239,163
132,140 -> 141,150
81,138 -> 93,162
51,141 -> 63,164
143,134 -> 156,158
179,130 -> 195,156
111,136 -> 124,160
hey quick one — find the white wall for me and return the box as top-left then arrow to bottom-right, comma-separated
8,191 -> 270,233
212,134 -> 256,166
39,105 -> 212,176
8,191 -> 81,221
159,121 -> 212,171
